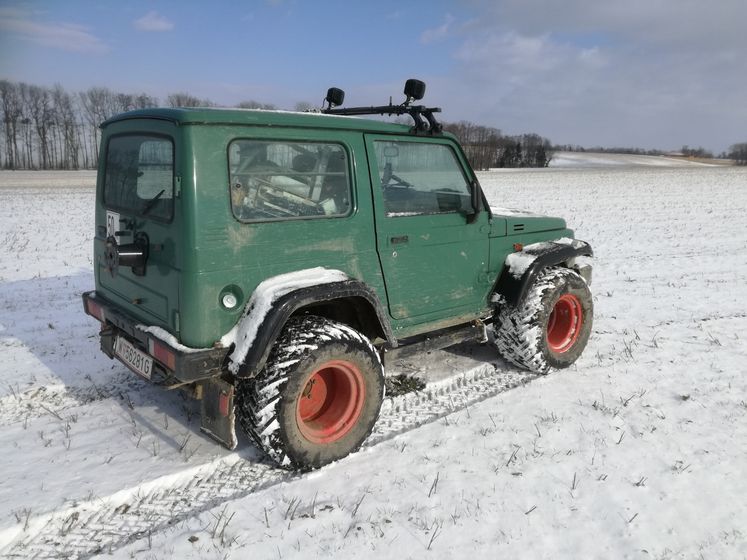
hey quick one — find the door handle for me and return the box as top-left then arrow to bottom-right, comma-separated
390,235 -> 409,245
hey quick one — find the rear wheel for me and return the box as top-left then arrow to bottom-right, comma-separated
236,315 -> 384,469
494,267 -> 592,373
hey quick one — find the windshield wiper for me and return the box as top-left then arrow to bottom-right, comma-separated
141,189 -> 165,216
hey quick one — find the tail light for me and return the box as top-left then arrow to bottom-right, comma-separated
85,298 -> 106,322
219,390 -> 232,417
148,338 -> 176,370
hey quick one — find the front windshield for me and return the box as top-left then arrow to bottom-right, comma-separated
104,134 -> 174,221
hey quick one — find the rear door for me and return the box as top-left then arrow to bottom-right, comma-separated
96,124 -> 181,331
365,135 -> 490,322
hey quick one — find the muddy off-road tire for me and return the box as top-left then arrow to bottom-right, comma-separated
236,315 -> 385,470
494,268 -> 592,374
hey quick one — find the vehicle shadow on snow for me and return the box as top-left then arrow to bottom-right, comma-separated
0,272 -> 114,395
0,272 -> 277,461
386,336 -> 513,383
119,387 -> 266,462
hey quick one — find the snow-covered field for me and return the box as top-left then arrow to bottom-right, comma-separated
0,162 -> 746,559
548,151 -> 728,168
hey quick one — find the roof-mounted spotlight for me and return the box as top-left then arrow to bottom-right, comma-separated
324,87 -> 345,110
320,78 -> 442,135
403,79 -> 426,105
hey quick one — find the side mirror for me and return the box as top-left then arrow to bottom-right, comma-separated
466,179 -> 481,224
383,146 -> 399,158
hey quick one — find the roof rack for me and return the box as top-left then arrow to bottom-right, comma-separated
320,79 -> 442,135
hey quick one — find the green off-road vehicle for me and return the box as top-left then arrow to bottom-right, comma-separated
83,80 -> 593,469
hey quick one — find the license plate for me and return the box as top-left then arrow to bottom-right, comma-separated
114,336 -> 153,380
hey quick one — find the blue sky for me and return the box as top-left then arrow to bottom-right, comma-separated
2,0 -> 746,152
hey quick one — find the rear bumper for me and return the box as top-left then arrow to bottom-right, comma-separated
82,291 -> 229,384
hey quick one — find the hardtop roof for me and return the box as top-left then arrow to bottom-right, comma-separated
101,107 -> 416,134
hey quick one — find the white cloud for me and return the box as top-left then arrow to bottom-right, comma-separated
133,11 -> 174,32
0,9 -> 108,54
420,14 -> 454,44
425,2 -> 747,151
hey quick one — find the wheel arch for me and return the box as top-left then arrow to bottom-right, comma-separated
494,239 -> 593,307
233,280 -> 394,378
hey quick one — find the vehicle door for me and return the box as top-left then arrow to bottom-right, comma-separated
96,124 -> 182,331
365,135 -> 490,322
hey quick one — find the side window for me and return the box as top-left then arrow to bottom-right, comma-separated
228,140 -> 351,222
373,140 -> 472,217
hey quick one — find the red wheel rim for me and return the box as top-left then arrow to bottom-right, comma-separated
546,294 -> 583,353
296,360 -> 365,444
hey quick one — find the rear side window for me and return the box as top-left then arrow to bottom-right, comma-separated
373,140 -> 472,217
228,140 -> 351,222
104,135 -> 174,221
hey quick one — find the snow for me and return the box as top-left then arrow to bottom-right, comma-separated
1,166 -> 746,559
221,267 -> 348,374
548,151 -> 721,168
504,238 -> 587,279
387,211 -> 422,217
506,251 -> 537,278
137,325 -> 210,354
490,206 -> 544,217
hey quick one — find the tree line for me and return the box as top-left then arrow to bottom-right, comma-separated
728,143 -> 747,165
553,143 -> 747,165
3,78 -> 741,170
0,80 -> 285,171
0,80 -> 156,170
0,79 -> 554,171
442,121 -> 552,170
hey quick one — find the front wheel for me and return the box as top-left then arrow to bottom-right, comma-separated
494,268 -> 593,373
235,315 -> 385,470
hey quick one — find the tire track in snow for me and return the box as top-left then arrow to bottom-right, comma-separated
2,364 -> 538,559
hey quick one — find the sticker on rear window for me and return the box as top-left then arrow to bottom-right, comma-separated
106,210 -> 119,238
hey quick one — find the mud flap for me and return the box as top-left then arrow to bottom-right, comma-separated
200,378 -> 237,449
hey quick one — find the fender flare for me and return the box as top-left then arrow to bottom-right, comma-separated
494,240 -> 593,307
227,279 -> 394,378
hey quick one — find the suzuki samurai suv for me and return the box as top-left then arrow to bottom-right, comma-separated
83,80 -> 593,469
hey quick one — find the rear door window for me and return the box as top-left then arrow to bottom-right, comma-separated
104,134 -> 174,221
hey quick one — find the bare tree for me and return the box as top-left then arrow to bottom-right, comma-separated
133,93 -> 158,109
167,92 -> 214,107
293,101 -> 313,112
444,121 -> 502,170
0,80 -> 23,169
27,85 -> 54,169
79,87 -> 114,163
52,85 -> 81,169
729,143 -> 747,165
237,100 -> 278,110
681,145 -> 713,159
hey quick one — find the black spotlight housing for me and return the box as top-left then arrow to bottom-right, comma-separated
404,79 -> 426,103
325,87 -> 345,109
